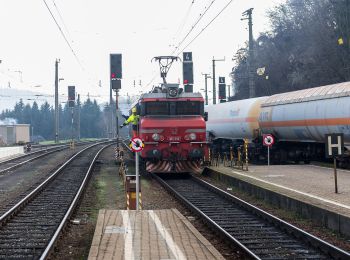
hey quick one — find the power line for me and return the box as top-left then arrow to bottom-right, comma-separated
172,0 -> 216,54
177,0 -> 234,55
42,0 -> 84,70
146,0 -> 231,90
51,0 -> 73,40
144,74 -> 158,89
144,1 -> 196,90
173,1 -> 195,43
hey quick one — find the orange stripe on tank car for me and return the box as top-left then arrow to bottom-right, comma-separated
260,117 -> 350,128
210,117 -> 258,123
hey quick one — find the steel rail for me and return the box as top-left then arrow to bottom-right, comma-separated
193,176 -> 350,259
0,144 -> 66,166
0,141 -> 109,224
0,146 -> 67,175
153,174 -> 350,259
40,142 -> 113,259
153,174 -> 259,259
0,140 -> 103,174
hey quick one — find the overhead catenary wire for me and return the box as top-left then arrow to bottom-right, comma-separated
145,0 -> 229,89
173,1 -> 195,43
145,1 -> 195,90
51,0 -> 73,41
42,0 -> 85,71
177,0 -> 234,55
172,0 -> 216,55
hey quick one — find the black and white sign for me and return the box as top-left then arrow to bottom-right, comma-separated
263,134 -> 274,147
183,52 -> 192,62
325,133 -> 344,158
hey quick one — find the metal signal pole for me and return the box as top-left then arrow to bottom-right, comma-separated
212,57 -> 225,104
115,89 -> 119,146
77,94 -> 81,141
242,8 -> 255,98
201,73 -> 211,105
54,59 -> 60,143
109,84 -> 113,139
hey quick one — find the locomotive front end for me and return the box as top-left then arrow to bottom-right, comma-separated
138,86 -> 208,173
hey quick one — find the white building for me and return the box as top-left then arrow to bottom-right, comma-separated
0,124 -> 30,145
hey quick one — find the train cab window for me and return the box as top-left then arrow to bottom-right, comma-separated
145,101 -> 169,115
176,101 -> 202,115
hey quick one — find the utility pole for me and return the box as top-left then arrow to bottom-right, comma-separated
109,83 -> 113,139
201,73 -> 211,105
54,59 -> 60,143
77,94 -> 81,141
227,84 -> 231,99
242,8 -> 255,98
212,57 -> 225,104
115,89 -> 119,146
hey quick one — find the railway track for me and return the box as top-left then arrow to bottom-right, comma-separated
154,174 -> 350,259
0,140 -> 103,175
0,141 -> 112,259
0,145 -> 67,174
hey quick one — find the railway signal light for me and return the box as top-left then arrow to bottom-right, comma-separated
68,86 -> 75,107
183,61 -> 194,85
183,52 -> 193,86
110,54 -> 122,89
218,76 -> 226,100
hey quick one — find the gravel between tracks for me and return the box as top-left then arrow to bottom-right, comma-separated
198,172 -> 350,253
52,147 -> 243,260
50,146 -> 350,259
0,147 -> 78,216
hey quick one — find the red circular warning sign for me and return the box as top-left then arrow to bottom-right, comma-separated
263,134 -> 274,147
129,137 -> 144,152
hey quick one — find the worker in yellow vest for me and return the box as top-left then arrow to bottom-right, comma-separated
120,107 -> 139,137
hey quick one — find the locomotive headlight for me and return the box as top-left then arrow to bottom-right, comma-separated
189,133 -> 196,140
152,133 -> 160,141
168,88 -> 178,97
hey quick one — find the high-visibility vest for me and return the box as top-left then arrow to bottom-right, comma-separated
124,114 -> 139,125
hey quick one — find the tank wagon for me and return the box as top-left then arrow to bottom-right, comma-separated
206,81 -> 350,165
133,84 -> 208,173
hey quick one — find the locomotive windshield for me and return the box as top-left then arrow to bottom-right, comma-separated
142,101 -> 203,116
176,101 -> 201,115
145,101 -> 169,115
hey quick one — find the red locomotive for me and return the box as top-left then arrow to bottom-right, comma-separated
131,56 -> 209,173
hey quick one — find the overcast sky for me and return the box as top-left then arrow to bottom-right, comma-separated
0,0 -> 284,107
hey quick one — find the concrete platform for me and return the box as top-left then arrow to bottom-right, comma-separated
205,164 -> 350,237
0,146 -> 24,162
88,209 -> 224,260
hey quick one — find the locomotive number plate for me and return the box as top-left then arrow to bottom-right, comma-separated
169,136 -> 181,141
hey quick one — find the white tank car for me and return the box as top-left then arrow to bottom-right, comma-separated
259,82 -> 350,144
205,97 -> 267,140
